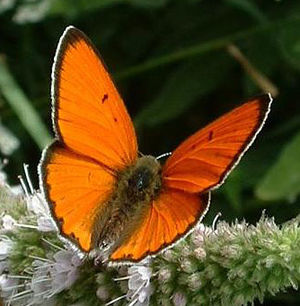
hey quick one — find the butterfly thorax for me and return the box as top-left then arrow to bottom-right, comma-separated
91,155 -> 162,253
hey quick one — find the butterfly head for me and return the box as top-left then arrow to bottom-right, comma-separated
121,155 -> 162,203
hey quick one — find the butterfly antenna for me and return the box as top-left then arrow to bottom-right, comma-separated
156,152 -> 172,160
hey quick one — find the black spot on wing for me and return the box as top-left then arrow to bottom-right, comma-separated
102,94 -> 108,103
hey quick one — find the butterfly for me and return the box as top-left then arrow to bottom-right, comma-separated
39,26 -> 272,263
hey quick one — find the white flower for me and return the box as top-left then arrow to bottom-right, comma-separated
50,250 -> 81,293
96,286 -> 110,301
158,267 -> 172,282
193,247 -> 206,260
127,263 -> 153,306
37,216 -> 56,232
1,214 -> 17,231
26,193 -> 56,232
0,261 -> 8,274
191,223 -> 213,246
0,273 -> 19,299
172,291 -> 187,306
10,185 -> 23,195
26,193 -> 48,216
0,170 -> 7,185
29,248 -> 82,303
30,259 -> 53,304
0,236 -> 13,260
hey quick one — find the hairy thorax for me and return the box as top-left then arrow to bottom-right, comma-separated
91,155 -> 162,252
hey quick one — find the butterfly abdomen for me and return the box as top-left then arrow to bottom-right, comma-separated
91,155 -> 162,252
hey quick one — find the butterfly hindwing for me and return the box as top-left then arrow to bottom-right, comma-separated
110,190 -> 210,262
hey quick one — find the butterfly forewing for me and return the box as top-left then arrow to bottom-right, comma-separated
162,94 -> 272,193
52,26 -> 138,171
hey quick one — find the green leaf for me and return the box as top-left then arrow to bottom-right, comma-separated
0,57 -> 51,149
278,19 -> 300,71
224,0 -> 268,23
134,52 -> 233,128
50,0 -> 124,17
256,131 -> 300,201
128,0 -> 170,8
222,169 -> 243,213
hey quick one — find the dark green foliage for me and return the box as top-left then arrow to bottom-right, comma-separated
9,229 -> 47,275
256,131 -> 300,201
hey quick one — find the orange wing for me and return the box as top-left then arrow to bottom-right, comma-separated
51,26 -> 137,171
109,94 -> 272,262
40,143 -> 115,251
110,190 -> 210,262
39,26 -> 138,252
163,94 -> 272,193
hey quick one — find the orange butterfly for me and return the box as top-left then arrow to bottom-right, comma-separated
39,26 -> 272,263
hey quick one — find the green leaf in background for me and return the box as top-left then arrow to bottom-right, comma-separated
222,169 -> 243,213
256,131 -> 300,202
224,0 -> 268,24
134,52 -> 233,128
50,0 -> 123,17
278,19 -> 300,71
128,0 -> 170,8
50,0 -> 171,18
0,57 -> 51,149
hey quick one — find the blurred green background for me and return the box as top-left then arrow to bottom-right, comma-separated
0,0 -> 299,304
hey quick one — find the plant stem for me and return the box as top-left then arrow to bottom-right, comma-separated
115,15 -> 300,80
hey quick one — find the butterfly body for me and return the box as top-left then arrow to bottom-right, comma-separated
39,26 -> 272,263
90,155 -> 162,253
